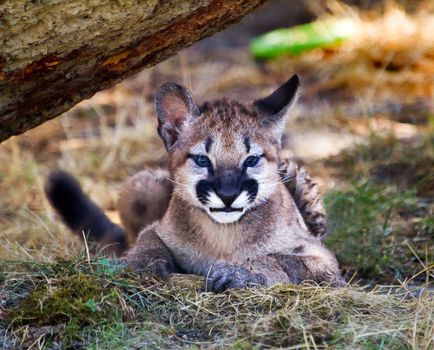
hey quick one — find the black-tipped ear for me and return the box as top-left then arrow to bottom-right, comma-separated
155,82 -> 200,151
254,74 -> 300,121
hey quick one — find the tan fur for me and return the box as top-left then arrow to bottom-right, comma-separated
119,96 -> 344,288
118,169 -> 172,241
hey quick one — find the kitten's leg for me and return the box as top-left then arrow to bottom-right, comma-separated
206,242 -> 344,292
122,224 -> 179,278
279,159 -> 327,238
268,252 -> 345,287
118,169 -> 173,241
262,237 -> 344,287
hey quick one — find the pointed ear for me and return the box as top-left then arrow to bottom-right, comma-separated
253,74 -> 300,132
155,82 -> 200,151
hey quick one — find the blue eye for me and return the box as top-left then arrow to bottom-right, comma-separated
244,155 -> 260,167
194,155 -> 211,167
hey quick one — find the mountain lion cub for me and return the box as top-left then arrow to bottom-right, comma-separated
46,75 -> 344,291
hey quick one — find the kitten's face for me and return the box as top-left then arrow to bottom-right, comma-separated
156,76 -> 299,224
172,103 -> 280,224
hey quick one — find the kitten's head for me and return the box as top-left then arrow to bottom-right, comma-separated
155,75 -> 299,224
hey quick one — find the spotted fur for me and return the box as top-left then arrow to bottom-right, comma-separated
278,160 -> 327,238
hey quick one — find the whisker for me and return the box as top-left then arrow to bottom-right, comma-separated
164,175 -> 195,189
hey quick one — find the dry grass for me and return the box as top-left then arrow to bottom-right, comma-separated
267,2 -> 434,102
1,258 -> 433,349
0,1 -> 433,348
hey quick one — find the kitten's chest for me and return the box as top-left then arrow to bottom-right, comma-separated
157,217 -> 308,275
159,223 -> 248,274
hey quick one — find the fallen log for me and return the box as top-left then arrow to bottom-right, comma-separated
0,0 -> 266,143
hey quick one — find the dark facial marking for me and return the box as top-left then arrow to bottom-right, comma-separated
243,136 -> 251,153
195,165 -> 259,209
205,137 -> 213,153
196,180 -> 213,205
241,179 -> 259,203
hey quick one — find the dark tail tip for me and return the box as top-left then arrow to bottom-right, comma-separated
45,170 -> 128,255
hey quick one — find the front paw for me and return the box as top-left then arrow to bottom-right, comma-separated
205,263 -> 266,293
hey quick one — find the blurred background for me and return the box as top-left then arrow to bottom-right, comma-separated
0,0 -> 432,286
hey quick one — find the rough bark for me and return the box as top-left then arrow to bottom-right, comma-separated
0,0 -> 266,143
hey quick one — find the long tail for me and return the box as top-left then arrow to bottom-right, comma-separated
45,170 -> 128,255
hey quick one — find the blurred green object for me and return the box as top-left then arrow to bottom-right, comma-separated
250,19 -> 355,59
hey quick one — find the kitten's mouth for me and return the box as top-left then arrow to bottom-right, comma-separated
209,207 -> 243,213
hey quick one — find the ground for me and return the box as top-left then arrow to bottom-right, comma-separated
0,1 -> 433,349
